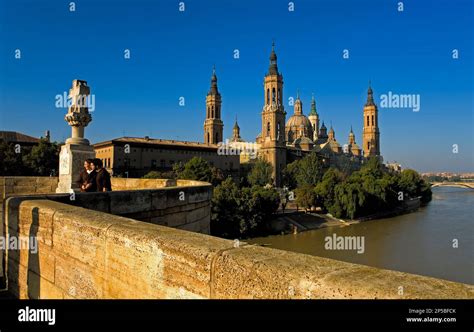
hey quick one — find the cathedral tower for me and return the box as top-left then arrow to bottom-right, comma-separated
308,93 -> 319,141
348,126 -> 362,156
259,42 -> 286,186
204,67 -> 224,145
362,82 -> 380,157
231,116 -> 243,142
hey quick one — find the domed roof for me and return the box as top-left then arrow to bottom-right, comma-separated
286,114 -> 312,131
294,136 -> 313,145
351,143 -> 361,150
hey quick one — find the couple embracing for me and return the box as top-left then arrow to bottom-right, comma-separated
77,158 -> 112,192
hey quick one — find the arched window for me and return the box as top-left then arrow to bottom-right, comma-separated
272,88 -> 276,103
367,142 -> 371,150
367,115 -> 370,126
207,132 -> 210,144
277,122 -> 281,140
267,122 -> 271,136
371,115 -> 374,126
212,106 -> 215,118
266,89 -> 270,105
215,132 -> 219,143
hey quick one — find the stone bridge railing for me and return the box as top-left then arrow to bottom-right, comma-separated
1,177 -> 473,299
2,197 -> 473,299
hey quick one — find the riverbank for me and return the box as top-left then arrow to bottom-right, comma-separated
269,197 -> 422,236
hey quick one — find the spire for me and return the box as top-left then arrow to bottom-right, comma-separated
233,115 -> 239,130
319,120 -> 328,138
365,80 -> 375,106
294,90 -> 302,115
348,125 -> 355,144
267,41 -> 279,75
232,115 -> 242,142
309,93 -> 317,115
328,123 -> 335,141
208,66 -> 218,95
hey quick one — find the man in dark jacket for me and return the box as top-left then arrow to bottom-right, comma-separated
91,158 -> 112,192
77,159 -> 97,192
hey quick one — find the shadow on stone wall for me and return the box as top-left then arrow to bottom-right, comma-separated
27,207 -> 40,299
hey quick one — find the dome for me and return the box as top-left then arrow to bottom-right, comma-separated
294,136 -> 313,145
285,114 -> 313,142
294,136 -> 314,151
286,114 -> 312,132
350,143 -> 361,156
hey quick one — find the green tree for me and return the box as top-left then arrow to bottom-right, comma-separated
294,152 -> 324,187
315,168 -> 344,212
295,185 -> 317,211
142,170 -> 175,179
0,141 -> 25,175
172,161 -> 185,176
249,185 -> 280,229
211,177 -> 244,238
211,179 -> 280,239
398,169 -> 432,204
330,179 -> 367,219
175,157 -> 213,182
282,160 -> 299,189
247,159 -> 273,186
22,139 -> 60,176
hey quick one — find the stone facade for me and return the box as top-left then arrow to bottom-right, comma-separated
204,67 -> 224,145
362,83 -> 381,157
258,43 -> 287,186
94,138 -> 240,178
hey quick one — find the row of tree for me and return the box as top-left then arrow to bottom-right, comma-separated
146,153 -> 432,237
289,154 -> 432,219
0,139 -> 60,176
144,157 -> 280,239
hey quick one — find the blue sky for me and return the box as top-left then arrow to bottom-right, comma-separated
0,0 -> 472,172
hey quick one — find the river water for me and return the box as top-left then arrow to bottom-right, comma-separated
249,187 -> 474,284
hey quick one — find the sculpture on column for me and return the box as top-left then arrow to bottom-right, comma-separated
56,79 -> 96,193
65,80 -> 92,145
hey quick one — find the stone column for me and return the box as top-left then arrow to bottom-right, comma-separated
56,79 -> 96,193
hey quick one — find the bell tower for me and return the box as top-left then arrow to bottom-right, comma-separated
308,93 -> 319,141
362,82 -> 380,157
204,66 -> 224,145
259,42 -> 286,186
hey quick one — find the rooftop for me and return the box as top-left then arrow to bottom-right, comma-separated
0,131 -> 40,144
93,136 -> 219,150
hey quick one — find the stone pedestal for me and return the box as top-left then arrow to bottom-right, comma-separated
56,79 -> 95,193
56,143 -> 95,193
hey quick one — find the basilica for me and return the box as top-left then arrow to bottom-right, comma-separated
94,43 -> 381,185
206,43 -> 381,186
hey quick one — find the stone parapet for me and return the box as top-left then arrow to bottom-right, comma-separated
3,198 -> 473,299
